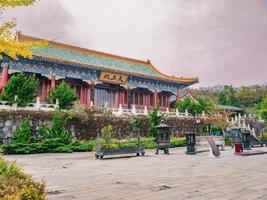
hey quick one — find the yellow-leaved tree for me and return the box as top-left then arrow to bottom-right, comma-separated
0,0 -> 44,59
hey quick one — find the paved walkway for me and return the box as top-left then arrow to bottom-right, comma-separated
5,147 -> 267,200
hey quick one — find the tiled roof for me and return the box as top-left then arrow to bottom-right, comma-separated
33,45 -> 160,77
216,105 -> 244,112
17,32 -> 198,84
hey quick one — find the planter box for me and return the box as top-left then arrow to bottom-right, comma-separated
95,147 -> 145,159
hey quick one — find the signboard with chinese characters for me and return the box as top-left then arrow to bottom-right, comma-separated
99,71 -> 128,84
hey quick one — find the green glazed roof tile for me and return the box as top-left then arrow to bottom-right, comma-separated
216,105 -> 244,111
18,33 -> 198,84
32,45 -> 161,77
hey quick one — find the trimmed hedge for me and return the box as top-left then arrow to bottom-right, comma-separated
1,139 -> 95,154
0,157 -> 46,199
1,137 -> 186,154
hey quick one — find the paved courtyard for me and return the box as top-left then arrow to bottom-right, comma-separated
5,147 -> 267,200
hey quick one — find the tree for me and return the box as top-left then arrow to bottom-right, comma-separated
39,110 -> 72,144
218,85 -> 239,106
236,86 -> 267,113
260,96 -> 267,121
1,72 -> 39,106
49,81 -> 77,110
0,0 -> 43,59
148,105 -> 163,138
13,118 -> 36,144
175,96 -> 213,115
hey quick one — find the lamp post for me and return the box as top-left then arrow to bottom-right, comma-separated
185,132 -> 196,155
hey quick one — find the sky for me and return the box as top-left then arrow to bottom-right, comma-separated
5,0 -> 267,87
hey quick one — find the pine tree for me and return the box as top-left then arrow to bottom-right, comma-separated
1,72 -> 39,107
13,118 -> 35,144
49,81 -> 77,109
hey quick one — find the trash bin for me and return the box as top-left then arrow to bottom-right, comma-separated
234,143 -> 243,153
241,130 -> 251,150
231,127 -> 243,153
185,132 -> 196,155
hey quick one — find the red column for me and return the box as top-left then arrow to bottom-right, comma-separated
145,93 -> 149,108
116,89 -> 120,108
90,82 -> 95,106
41,79 -> 47,102
84,85 -> 88,106
126,89 -> 129,105
80,84 -> 84,105
120,91 -> 123,106
0,68 -> 9,92
119,90 -> 122,106
127,88 -> 130,109
80,84 -> 89,106
88,85 -> 91,106
46,80 -> 51,95
50,75 -> 56,90
153,90 -> 158,107
176,88 -> 179,101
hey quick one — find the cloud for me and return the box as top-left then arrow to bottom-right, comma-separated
5,0 -> 75,42
4,0 -> 267,87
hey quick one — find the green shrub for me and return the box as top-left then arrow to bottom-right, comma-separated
1,139 -> 96,154
225,136 -> 233,146
52,145 -> 73,153
13,118 -> 36,144
120,138 -> 139,149
71,141 -> 95,152
2,143 -> 43,154
48,81 -> 77,110
40,110 -> 72,144
258,133 -> 267,142
175,96 -> 213,115
148,106 -> 163,137
129,118 -> 143,131
142,137 -> 157,149
101,125 -> 116,149
170,137 -> 186,147
41,138 -> 65,151
1,72 -> 39,107
0,157 -> 46,199
141,137 -> 186,149
1,136 -> 188,154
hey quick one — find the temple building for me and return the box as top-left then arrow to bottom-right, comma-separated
0,31 -> 198,110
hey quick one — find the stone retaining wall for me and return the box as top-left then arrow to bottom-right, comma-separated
0,110 -> 206,143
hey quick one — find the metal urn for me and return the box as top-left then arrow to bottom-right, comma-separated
155,121 -> 171,155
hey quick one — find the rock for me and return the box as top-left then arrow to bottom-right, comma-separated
6,132 -> 12,138
4,120 -> 12,127
12,125 -> 17,132
3,126 -> 10,133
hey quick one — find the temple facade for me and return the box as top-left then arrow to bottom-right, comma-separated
0,32 -> 198,110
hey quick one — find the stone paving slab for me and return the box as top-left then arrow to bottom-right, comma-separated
4,147 -> 267,200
